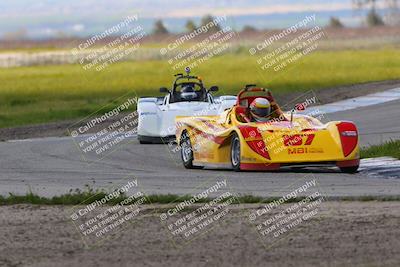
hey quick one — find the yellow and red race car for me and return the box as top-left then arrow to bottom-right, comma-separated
175,86 -> 360,172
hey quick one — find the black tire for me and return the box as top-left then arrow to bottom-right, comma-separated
340,165 -> 359,173
180,131 -> 195,169
139,140 -> 152,144
230,133 -> 241,171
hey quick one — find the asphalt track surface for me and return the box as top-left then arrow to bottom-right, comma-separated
1,99 -> 400,197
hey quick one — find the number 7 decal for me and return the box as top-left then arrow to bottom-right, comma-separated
304,134 -> 315,145
283,134 -> 315,146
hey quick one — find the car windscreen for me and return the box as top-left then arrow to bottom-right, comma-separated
171,83 -> 207,103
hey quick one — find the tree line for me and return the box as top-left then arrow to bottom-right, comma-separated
154,1 -> 400,34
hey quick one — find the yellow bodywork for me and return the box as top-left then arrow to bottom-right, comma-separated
176,105 -> 360,170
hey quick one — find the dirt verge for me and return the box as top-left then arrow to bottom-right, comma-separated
0,201 -> 399,267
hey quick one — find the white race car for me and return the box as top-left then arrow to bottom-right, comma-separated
137,68 -> 236,144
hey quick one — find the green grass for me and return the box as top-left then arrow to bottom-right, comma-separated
361,140 -> 400,159
1,190 -> 400,205
1,48 -> 400,128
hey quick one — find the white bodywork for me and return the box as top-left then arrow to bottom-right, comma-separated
137,94 -> 236,138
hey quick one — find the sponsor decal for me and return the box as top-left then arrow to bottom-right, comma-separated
241,156 -> 257,162
288,147 -> 323,154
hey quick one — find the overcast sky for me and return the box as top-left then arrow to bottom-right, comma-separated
0,0 -> 364,18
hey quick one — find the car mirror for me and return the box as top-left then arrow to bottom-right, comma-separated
160,87 -> 169,93
209,86 -> 219,92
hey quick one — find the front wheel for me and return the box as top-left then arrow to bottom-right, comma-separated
180,131 -> 194,169
340,165 -> 359,173
231,133 -> 241,171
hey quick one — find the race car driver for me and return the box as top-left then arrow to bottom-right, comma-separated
249,98 -> 272,122
180,85 -> 198,101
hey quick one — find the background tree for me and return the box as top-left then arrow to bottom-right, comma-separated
153,20 -> 168,34
200,15 -> 221,32
329,17 -> 344,28
352,0 -> 394,26
185,20 -> 197,32
242,25 -> 257,32
366,9 -> 385,25
384,0 -> 400,25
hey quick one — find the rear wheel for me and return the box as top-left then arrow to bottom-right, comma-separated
340,165 -> 359,173
231,133 -> 241,171
180,131 -> 194,169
